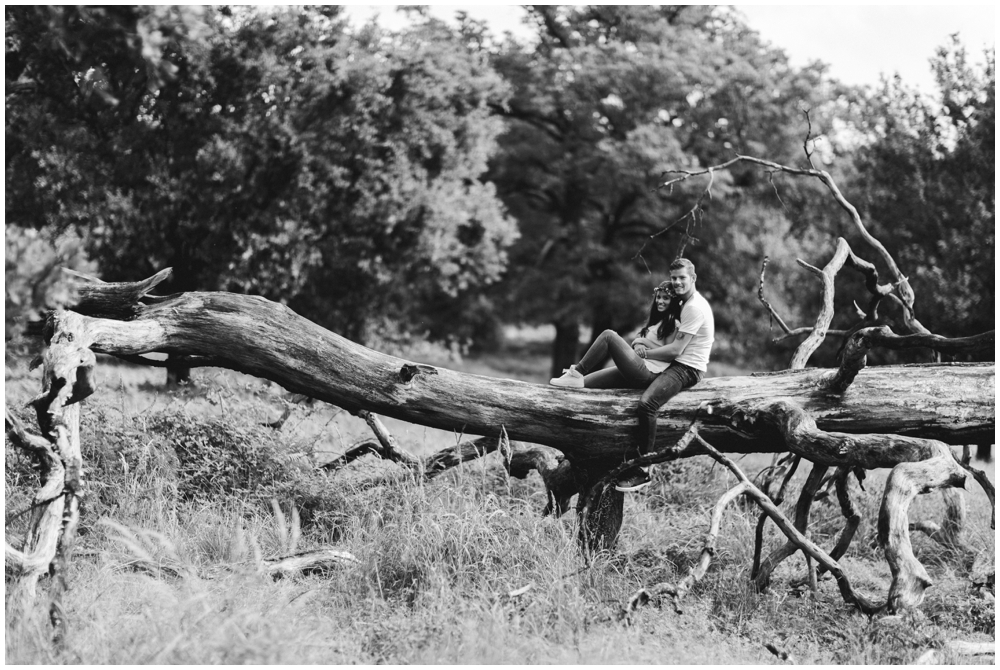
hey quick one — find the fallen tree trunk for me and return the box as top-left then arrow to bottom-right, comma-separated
64,284 -> 994,464
7,270 -> 995,629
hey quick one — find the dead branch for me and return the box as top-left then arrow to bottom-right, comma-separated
357,410 -> 421,468
801,107 -> 818,169
63,266 -> 173,320
260,548 -> 360,578
658,154 -> 929,335
319,440 -> 382,471
706,397 -> 973,611
751,453 -> 800,579
321,425 -> 573,518
622,481 -> 750,620
755,463 -> 828,591
505,445 -> 575,516
757,257 -> 796,337
881,451 -> 969,611
827,467 -> 863,563
757,256 -> 852,344
634,168 -> 711,265
7,310 -> 93,639
423,436 -> 500,477
790,238 -> 895,369
691,431 -> 885,613
264,402 -> 294,429
829,326 -> 995,393
955,459 -> 995,529
789,466 -> 865,590
3,414 -> 64,579
916,641 -> 996,664
621,426 -> 883,616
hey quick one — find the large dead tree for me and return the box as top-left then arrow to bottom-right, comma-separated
5,146 -> 995,636
5,270 -> 993,621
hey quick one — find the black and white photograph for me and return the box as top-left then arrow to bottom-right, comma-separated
5,4 -> 995,664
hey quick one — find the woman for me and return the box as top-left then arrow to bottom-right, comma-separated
552,281 -> 681,391
550,263 -> 709,492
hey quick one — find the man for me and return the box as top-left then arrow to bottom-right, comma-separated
548,258 -> 715,492
617,258 -> 715,491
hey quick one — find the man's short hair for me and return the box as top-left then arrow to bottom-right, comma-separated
670,258 -> 696,275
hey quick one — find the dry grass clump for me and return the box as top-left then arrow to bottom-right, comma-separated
5,360 -> 995,664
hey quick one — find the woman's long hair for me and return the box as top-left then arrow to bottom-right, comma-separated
640,283 -> 683,341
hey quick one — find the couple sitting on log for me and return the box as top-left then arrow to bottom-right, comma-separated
549,258 -> 715,492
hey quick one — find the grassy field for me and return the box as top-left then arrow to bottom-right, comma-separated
4,341 -> 995,664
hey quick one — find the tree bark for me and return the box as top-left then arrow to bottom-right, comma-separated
551,320 -> 580,379
9,274 -> 995,623
754,464 -> 828,591
165,354 -> 192,386
6,311 -> 91,637
54,289 -> 994,464
576,462 -> 624,553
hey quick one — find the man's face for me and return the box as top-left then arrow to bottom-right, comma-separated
670,268 -> 696,299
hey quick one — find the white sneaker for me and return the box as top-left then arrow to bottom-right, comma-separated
549,365 -> 584,388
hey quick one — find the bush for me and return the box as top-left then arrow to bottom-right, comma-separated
60,398 -> 348,535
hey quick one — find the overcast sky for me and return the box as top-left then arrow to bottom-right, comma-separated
340,4 -> 996,94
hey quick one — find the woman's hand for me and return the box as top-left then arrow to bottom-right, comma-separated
633,343 -> 648,358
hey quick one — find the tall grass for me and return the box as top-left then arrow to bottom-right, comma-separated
5,355 -> 995,664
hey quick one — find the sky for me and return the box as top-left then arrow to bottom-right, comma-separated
340,4 -> 996,94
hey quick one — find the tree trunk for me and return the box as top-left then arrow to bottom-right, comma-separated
576,461 -> 625,553
9,272 -> 995,625
165,354 -> 192,386
587,309 -> 612,351
60,287 -> 994,461
551,320 -> 579,379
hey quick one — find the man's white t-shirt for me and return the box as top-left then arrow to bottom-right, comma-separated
674,292 -> 714,372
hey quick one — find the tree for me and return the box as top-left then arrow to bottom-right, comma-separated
6,264 -> 992,629
5,6 -> 517,368
481,5 -> 849,374
849,38 -> 994,351
6,5 -> 994,638
5,6 -> 206,346
4,226 -> 94,343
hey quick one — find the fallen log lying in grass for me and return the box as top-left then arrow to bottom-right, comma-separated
5,268 -> 995,635
62,272 -> 994,456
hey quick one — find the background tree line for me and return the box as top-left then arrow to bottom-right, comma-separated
6,6 -> 994,377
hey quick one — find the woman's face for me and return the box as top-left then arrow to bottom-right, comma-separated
654,290 -> 670,312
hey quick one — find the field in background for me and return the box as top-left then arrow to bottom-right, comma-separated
5,339 -> 995,664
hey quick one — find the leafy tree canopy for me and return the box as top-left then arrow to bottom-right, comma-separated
6,5 -> 517,346
848,38 -> 994,353
479,5 -> 849,371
